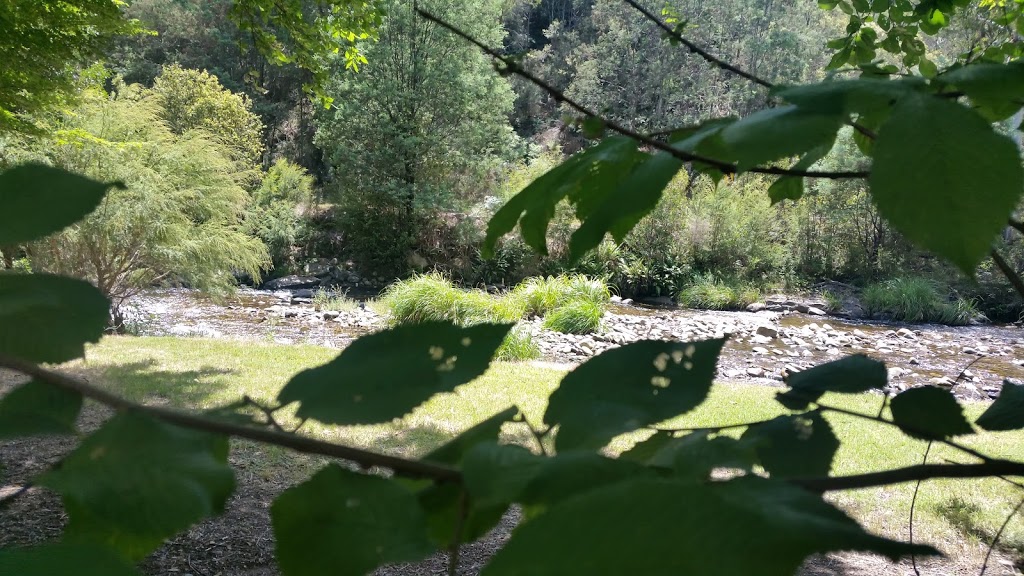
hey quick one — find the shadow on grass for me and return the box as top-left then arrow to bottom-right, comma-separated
73,359 -> 237,409
937,495 -> 1024,563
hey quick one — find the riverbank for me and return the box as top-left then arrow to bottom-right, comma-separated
126,288 -> 1024,400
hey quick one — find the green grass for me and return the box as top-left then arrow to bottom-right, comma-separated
495,326 -> 541,361
71,335 -> 1024,568
381,273 -> 609,337
542,300 -> 603,334
677,275 -> 760,311
311,288 -> 360,312
511,274 -> 610,317
863,277 -> 978,325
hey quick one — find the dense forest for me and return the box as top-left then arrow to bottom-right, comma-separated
0,0 -> 1021,321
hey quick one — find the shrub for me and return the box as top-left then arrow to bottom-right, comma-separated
862,277 -> 977,325
495,326 -> 541,361
543,300 -> 603,334
512,274 -> 610,317
677,274 -> 760,311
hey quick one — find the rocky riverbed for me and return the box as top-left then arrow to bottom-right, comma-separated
126,288 -> 1024,400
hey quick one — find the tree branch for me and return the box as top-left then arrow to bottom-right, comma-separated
415,8 -> 868,181
992,249 -> 1024,300
793,461 -> 1024,492
620,0 -> 773,89
0,354 -> 461,483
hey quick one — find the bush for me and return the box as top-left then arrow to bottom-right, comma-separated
542,300 -> 603,334
862,277 -> 978,325
677,274 -> 760,311
511,274 -> 610,317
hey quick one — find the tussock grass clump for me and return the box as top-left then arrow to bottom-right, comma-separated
543,300 -> 603,334
677,275 -> 760,311
312,288 -> 360,312
495,327 -> 541,361
862,277 -> 978,326
381,272 -> 523,325
512,274 -> 610,317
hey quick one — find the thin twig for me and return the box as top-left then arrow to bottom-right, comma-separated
620,0 -> 773,89
815,401 -> 991,463
448,489 -> 468,576
792,461 -> 1024,492
415,8 -> 868,181
980,494 -> 1024,576
242,395 -> 286,432
0,354 -> 461,483
910,441 -> 933,576
992,249 -> 1024,300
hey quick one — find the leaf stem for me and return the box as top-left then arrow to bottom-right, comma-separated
991,249 -> 1024,299
980,494 -> 1024,576
909,441 -> 932,576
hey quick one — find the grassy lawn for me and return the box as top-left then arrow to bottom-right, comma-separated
75,335 -> 1024,565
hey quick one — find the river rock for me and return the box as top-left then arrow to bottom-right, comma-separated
807,306 -> 827,316
263,275 -> 323,291
756,326 -> 779,339
746,303 -> 766,312
746,367 -> 765,377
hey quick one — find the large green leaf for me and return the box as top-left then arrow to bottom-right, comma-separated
271,465 -> 434,576
742,413 -> 839,477
545,338 -> 726,452
976,380 -> 1024,431
717,105 -> 845,171
778,354 -> 887,409
0,543 -> 141,576
518,452 -> 653,510
462,443 -> 545,508
568,151 -> 683,260
0,380 -> 82,439
416,408 -> 518,546
483,137 -> 642,257
481,477 -> 935,576
889,386 -> 974,440
936,62 -> 1024,121
775,78 -> 921,115
278,322 -> 512,425
38,412 -> 234,560
869,92 -> 1024,274
0,274 -> 109,363
0,163 -> 122,245
767,141 -> 834,205
622,430 -> 756,480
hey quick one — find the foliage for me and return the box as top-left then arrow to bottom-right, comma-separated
862,277 -> 979,326
677,274 -> 761,311
245,159 -> 315,272
311,288 -> 360,312
541,300 -> 603,334
150,64 -> 266,167
8,84 -> 268,325
316,0 -> 518,277
494,326 -> 541,361
0,1 -> 142,132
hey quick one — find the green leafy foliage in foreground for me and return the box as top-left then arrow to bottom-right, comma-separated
4,0 -> 1024,573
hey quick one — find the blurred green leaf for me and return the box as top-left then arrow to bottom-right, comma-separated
869,93 -> 1024,274
545,338 -> 726,452
39,413 -> 234,560
890,386 -> 974,439
0,163 -> 122,245
976,380 -> 1024,431
742,413 -> 839,477
0,274 -> 109,363
717,106 -> 844,171
0,380 -> 81,439
482,477 -> 936,576
272,465 -> 433,576
777,354 -> 887,409
0,543 -> 142,576
278,322 -> 512,425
